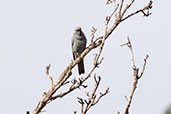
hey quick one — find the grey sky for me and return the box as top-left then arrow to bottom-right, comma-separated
0,0 -> 170,114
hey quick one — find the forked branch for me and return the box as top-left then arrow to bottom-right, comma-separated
77,76 -> 109,114
121,37 -> 149,114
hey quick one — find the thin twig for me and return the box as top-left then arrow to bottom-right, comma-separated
121,0 -> 153,22
121,37 -> 149,114
121,36 -> 136,69
45,64 -> 54,87
91,27 -> 97,43
118,0 -> 124,16
93,88 -> 110,105
121,0 -> 135,18
77,76 -> 109,114
139,54 -> 149,79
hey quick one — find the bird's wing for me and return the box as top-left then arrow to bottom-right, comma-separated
72,37 -> 76,60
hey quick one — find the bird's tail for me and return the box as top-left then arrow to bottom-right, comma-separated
78,59 -> 85,75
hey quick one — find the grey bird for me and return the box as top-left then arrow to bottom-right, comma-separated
72,26 -> 87,75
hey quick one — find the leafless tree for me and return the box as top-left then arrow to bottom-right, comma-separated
27,0 -> 153,114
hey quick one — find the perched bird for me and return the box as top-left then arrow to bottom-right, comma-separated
72,26 -> 87,75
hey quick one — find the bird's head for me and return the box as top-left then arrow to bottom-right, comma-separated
75,26 -> 82,35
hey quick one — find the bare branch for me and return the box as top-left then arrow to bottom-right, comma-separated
77,76 -> 109,114
121,37 -> 149,114
139,54 -> 149,79
118,0 -> 124,16
45,64 -> 54,87
77,97 -> 84,114
121,0 -> 153,22
93,88 -> 110,105
121,0 -> 135,18
49,57 -> 102,100
91,27 -> 97,43
121,36 -> 136,69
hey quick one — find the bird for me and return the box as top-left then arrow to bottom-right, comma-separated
72,26 -> 87,75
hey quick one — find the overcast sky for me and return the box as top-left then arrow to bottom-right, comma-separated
0,0 -> 170,114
